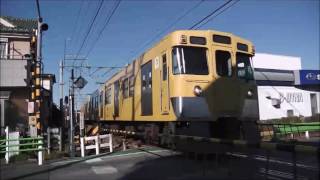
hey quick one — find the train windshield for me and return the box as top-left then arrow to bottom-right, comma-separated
172,47 -> 209,75
236,53 -> 254,80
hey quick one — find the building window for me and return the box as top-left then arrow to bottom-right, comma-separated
216,50 -> 232,77
287,109 -> 294,117
0,38 -> 8,59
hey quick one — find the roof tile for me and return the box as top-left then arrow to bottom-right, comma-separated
0,16 -> 37,33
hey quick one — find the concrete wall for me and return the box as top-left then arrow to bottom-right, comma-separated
0,59 -> 29,87
258,86 -> 320,120
2,88 -> 30,134
253,53 -> 301,70
0,37 -> 31,87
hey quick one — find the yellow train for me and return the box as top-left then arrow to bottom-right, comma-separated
82,30 -> 260,142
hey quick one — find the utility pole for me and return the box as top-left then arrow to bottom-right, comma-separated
59,59 -> 64,151
59,59 -> 64,119
60,56 -> 121,156
69,69 -> 75,157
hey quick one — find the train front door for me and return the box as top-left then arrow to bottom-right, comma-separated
114,81 -> 119,117
160,53 -> 169,114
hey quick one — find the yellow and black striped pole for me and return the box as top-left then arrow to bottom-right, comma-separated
34,60 -> 42,135
28,33 -> 38,136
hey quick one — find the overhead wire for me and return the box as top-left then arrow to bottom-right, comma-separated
84,0 -> 122,58
189,0 -> 233,30
69,0 -> 84,52
76,0 -> 240,90
74,0 -> 104,59
71,0 -> 92,55
80,0 -> 122,79
123,0 -> 205,65
194,0 -> 240,29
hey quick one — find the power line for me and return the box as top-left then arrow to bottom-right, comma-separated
195,0 -> 240,29
71,1 -> 92,54
124,0 -> 205,64
69,0 -> 84,50
84,0 -> 122,58
189,0 -> 234,30
74,0 -> 104,59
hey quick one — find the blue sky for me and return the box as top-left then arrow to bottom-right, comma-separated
1,0 -> 319,105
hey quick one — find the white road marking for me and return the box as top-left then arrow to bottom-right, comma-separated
259,168 -> 308,180
50,149 -> 173,167
101,149 -> 175,160
226,152 -> 318,171
91,166 -> 118,174
51,159 -> 81,166
85,158 -> 102,163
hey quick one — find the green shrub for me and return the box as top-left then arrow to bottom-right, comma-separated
9,152 -> 36,162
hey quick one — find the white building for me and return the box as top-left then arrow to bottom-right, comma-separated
252,53 -> 320,121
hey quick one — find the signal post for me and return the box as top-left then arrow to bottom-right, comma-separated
28,0 -> 48,137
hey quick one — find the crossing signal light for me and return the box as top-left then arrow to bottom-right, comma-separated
40,23 -> 48,31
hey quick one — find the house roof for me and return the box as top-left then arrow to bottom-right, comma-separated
0,16 -> 37,33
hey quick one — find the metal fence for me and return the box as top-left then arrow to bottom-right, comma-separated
76,134 -> 113,157
0,126 -> 44,165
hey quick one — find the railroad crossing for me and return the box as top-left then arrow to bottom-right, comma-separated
1,1 -> 319,180
1,145 -> 319,180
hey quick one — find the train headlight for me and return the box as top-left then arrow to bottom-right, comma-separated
194,86 -> 202,96
247,89 -> 253,97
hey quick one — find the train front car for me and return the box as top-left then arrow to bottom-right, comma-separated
168,30 -> 259,141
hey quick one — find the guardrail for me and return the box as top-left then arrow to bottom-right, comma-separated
0,127 -> 44,165
172,134 -> 319,155
78,134 -> 113,157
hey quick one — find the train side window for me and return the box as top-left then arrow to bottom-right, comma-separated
215,50 -> 232,77
122,78 -> 129,98
100,92 -> 103,105
162,54 -> 167,81
129,76 -> 134,97
105,87 -> 111,104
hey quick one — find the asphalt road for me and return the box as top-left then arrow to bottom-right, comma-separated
1,146 -> 319,180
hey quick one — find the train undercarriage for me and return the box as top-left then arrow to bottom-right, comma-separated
85,118 -> 261,149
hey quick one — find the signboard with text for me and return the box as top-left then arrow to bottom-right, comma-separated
295,70 -> 320,85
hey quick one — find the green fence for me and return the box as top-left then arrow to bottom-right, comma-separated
259,122 -> 320,140
275,122 -> 320,134
0,127 -> 44,165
